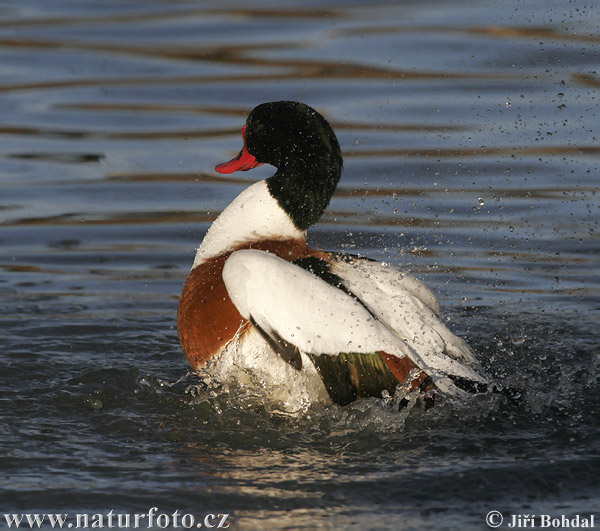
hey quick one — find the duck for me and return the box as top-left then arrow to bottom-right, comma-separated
178,101 -> 488,409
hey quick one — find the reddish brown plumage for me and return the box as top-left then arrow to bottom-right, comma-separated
380,352 -> 431,392
178,238 -> 328,370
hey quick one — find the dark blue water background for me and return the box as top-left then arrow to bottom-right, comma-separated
1,0 -> 598,529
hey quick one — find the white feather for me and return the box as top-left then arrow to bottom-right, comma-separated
193,180 -> 304,267
330,257 -> 479,366
222,249 -> 487,395
223,249 -> 403,356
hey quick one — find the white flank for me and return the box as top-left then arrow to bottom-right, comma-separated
192,180 -> 305,268
204,326 -> 330,413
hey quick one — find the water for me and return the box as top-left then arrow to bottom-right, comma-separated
1,0 -> 598,529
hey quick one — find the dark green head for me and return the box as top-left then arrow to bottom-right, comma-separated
215,101 -> 343,231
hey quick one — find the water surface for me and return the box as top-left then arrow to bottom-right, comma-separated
1,0 -> 598,529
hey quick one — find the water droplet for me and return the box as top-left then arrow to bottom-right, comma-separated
478,197 -> 485,206
88,398 -> 103,411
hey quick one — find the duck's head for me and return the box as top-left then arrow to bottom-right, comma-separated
216,101 -> 343,230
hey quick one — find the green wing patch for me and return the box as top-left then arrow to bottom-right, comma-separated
308,351 -> 400,406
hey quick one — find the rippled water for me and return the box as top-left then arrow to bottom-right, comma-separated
1,1 -> 598,529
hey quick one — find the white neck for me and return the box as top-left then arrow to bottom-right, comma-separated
192,180 -> 305,268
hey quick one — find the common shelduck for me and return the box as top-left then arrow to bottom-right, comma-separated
178,101 -> 488,409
